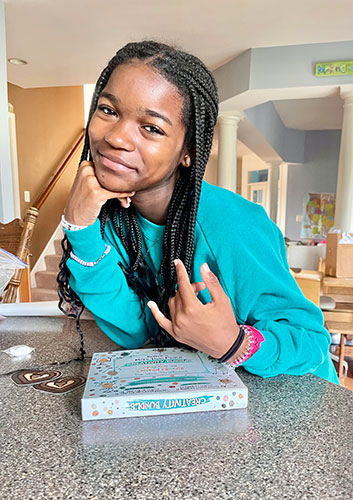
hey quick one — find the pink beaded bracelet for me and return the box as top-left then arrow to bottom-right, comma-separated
232,325 -> 265,367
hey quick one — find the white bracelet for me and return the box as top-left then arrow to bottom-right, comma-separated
61,215 -> 88,231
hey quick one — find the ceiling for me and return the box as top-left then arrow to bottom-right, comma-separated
273,96 -> 344,130
5,0 -> 353,89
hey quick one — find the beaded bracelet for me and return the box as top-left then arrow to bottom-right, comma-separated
69,244 -> 111,267
232,325 -> 265,367
218,325 -> 265,365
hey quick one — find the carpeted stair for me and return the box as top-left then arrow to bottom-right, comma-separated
31,239 -> 62,301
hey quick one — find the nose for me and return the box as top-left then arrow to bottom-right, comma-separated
104,119 -> 135,151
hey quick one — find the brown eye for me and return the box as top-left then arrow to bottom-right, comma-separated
98,105 -> 116,116
144,125 -> 165,136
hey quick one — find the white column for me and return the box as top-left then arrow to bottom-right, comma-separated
267,160 -> 282,224
217,112 -> 243,192
277,163 -> 288,235
335,85 -> 353,232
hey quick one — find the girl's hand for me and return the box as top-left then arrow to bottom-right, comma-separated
147,259 -> 241,359
64,161 -> 135,226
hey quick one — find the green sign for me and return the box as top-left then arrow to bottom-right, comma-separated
315,60 -> 353,77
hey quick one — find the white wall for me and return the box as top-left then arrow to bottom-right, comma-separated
83,84 -> 95,125
0,1 -> 15,223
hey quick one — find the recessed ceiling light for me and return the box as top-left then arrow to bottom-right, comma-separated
8,58 -> 28,65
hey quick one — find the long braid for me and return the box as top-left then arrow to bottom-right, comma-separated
57,40 -> 218,356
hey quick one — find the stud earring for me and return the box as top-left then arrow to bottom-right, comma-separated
184,155 -> 191,167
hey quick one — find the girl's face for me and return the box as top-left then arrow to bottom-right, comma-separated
88,63 -> 188,194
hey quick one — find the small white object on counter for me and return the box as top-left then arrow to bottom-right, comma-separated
2,345 -> 35,357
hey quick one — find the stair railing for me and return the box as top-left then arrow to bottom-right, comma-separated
33,128 -> 85,210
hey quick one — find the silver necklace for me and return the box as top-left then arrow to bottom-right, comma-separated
143,235 -> 164,286
143,234 -> 164,257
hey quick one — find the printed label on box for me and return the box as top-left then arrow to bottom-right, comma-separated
81,348 -> 247,420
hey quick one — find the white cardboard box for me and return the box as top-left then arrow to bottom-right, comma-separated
81,347 -> 248,420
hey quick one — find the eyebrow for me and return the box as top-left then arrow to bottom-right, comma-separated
98,92 -> 120,105
143,109 -> 173,127
98,92 -> 173,127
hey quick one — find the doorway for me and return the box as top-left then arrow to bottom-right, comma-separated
241,154 -> 287,234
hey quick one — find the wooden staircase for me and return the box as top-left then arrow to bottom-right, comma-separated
31,238 -> 62,302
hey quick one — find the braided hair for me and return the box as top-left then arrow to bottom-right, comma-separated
57,41 -> 219,360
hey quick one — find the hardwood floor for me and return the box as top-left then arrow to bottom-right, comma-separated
342,376 -> 353,390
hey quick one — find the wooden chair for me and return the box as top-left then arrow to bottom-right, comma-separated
325,310 -> 353,380
318,256 -> 325,274
292,270 -> 322,306
318,259 -> 353,380
0,207 -> 39,303
292,265 -> 353,380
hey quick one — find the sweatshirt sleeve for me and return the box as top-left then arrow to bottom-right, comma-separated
206,200 -> 338,384
237,216 -> 337,383
64,219 -> 157,348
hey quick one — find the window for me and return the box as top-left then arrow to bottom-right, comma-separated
248,169 -> 268,183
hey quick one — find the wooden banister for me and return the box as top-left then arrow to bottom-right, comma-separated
3,207 -> 39,303
33,128 -> 85,210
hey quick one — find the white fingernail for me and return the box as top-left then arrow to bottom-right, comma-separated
203,263 -> 210,273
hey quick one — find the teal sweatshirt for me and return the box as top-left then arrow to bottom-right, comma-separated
65,181 -> 339,384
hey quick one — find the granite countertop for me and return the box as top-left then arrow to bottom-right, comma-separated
0,316 -> 352,500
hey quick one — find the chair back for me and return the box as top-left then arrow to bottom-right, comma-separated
291,270 -> 322,306
0,207 -> 39,303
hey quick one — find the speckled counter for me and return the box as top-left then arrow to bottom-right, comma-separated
1,316 -> 352,500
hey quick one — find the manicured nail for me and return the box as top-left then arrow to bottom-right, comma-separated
147,301 -> 156,310
174,259 -> 179,267
203,262 -> 211,273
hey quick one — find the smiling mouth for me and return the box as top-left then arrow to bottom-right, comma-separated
98,152 -> 136,173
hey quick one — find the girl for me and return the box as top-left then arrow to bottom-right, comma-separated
58,41 -> 338,383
